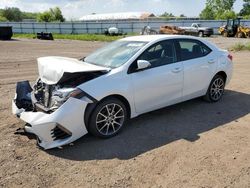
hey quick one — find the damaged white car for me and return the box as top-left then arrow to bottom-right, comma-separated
12,35 -> 233,149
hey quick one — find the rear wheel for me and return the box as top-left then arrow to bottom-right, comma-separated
204,75 -> 225,102
246,31 -> 250,38
88,97 -> 128,138
237,32 -> 245,38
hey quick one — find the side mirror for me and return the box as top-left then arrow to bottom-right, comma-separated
137,60 -> 151,70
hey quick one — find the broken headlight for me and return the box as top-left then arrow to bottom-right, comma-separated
50,88 -> 85,110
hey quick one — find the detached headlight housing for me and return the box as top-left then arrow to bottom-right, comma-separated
50,88 -> 85,110
67,88 -> 85,99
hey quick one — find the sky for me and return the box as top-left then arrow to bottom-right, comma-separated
0,0 -> 244,20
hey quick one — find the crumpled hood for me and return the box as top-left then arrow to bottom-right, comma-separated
37,56 -> 110,85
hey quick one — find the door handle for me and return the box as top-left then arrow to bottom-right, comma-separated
208,59 -> 215,64
172,67 -> 182,73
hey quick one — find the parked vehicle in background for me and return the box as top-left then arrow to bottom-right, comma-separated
219,18 -> 250,38
104,27 -> 125,36
36,32 -> 54,40
0,26 -> 13,40
12,35 -> 233,149
159,25 -> 185,35
141,26 -> 158,35
159,23 -> 213,37
180,23 -> 214,37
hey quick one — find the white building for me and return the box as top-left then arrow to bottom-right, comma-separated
79,12 -> 155,21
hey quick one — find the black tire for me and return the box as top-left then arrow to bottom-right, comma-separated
237,32 -> 245,38
198,31 -> 204,37
247,31 -> 250,38
203,75 -> 225,102
223,31 -> 228,37
88,97 -> 128,138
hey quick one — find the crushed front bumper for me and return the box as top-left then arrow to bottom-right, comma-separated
12,82 -> 89,150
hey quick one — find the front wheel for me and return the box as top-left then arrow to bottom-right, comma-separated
223,31 -> 228,37
204,75 -> 225,102
198,31 -> 204,37
88,97 -> 128,138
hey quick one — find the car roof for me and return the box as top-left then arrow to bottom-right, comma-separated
120,34 -> 202,42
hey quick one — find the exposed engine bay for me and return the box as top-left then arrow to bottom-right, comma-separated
12,56 -> 113,149
16,71 -> 107,114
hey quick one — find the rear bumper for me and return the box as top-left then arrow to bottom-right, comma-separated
225,62 -> 233,86
12,85 -> 89,150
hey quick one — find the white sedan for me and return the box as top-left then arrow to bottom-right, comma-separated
12,35 -> 233,149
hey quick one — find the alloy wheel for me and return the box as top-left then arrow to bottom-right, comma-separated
96,103 -> 125,136
210,77 -> 225,101
199,31 -> 203,37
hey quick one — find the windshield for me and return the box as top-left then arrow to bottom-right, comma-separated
84,40 -> 147,68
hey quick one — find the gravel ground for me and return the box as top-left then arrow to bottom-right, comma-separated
0,36 -> 249,188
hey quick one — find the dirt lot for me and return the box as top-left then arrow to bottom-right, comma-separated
0,36 -> 249,188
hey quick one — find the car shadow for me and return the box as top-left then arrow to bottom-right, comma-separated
47,90 -> 250,161
0,38 -> 20,41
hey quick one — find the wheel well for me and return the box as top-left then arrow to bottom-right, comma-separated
216,71 -> 227,82
101,94 -> 131,118
84,94 -> 131,129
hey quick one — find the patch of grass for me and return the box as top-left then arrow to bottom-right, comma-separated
246,43 -> 250,50
230,42 -> 250,51
13,33 -> 36,39
13,33 -> 128,42
54,34 -> 124,41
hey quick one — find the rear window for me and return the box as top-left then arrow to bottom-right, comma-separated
178,39 -> 212,61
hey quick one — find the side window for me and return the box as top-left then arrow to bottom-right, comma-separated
138,40 -> 177,68
178,40 -> 212,61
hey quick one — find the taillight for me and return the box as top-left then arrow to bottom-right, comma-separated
228,54 -> 233,61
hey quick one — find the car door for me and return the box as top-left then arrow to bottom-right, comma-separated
191,24 -> 199,34
128,40 -> 183,114
176,39 -> 217,100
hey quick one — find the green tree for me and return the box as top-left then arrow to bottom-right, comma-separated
50,7 -> 65,22
243,15 -> 250,19
2,7 -> 22,21
216,10 -> 237,19
37,7 -> 65,22
160,12 -> 175,17
200,0 -> 236,19
239,0 -> 250,17
212,0 -> 235,11
37,11 -> 52,22
0,15 -> 7,22
200,3 -> 216,19
22,12 -> 38,20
